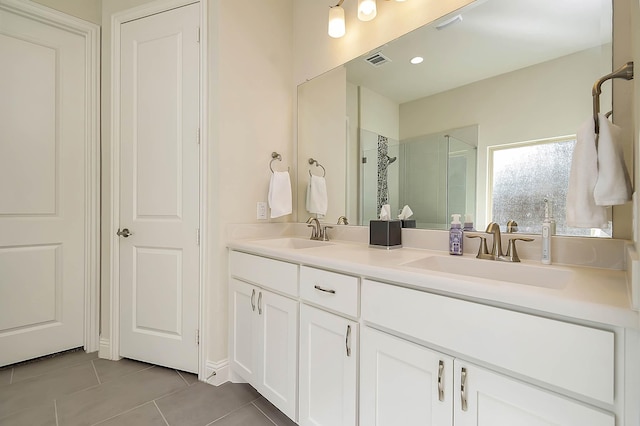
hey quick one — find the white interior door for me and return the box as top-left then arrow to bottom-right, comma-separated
119,3 -> 200,373
0,5 -> 90,366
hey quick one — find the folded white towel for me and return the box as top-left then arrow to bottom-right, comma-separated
566,116 -> 608,228
306,175 -> 328,216
268,171 -> 292,218
593,113 -> 632,206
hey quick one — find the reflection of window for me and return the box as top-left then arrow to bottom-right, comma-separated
489,136 -> 611,238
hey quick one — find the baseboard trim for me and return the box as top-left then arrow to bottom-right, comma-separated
98,338 -> 111,359
204,359 -> 229,386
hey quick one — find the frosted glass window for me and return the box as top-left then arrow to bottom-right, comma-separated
490,138 -> 611,237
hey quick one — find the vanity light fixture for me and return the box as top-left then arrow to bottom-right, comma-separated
328,0 -> 406,38
328,3 -> 346,38
410,56 -> 424,64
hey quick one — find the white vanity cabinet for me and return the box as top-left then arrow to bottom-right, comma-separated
229,252 -> 298,420
454,361 -> 614,426
361,278 -> 616,426
298,266 -> 359,426
360,326 -> 454,425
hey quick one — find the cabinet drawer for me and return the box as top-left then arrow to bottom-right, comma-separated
362,279 -> 615,405
229,251 -> 298,297
300,266 -> 359,318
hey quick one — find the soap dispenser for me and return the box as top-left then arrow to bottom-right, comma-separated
449,214 -> 463,255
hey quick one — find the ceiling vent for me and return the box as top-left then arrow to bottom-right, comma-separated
364,51 -> 391,67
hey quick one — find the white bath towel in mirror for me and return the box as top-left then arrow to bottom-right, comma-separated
306,175 -> 328,216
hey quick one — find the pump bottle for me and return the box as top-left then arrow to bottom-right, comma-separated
449,214 -> 463,255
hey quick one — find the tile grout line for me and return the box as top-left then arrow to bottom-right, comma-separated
251,401 -> 278,426
90,359 -> 102,385
89,401 -> 154,426
175,370 -> 190,386
204,401 -> 255,426
154,400 -> 171,426
54,399 -> 59,426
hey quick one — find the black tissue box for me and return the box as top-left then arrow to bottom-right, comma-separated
369,220 -> 402,249
401,219 -> 416,228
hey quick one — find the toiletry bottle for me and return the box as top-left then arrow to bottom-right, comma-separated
449,214 -> 463,255
541,199 -> 552,264
463,213 -> 475,231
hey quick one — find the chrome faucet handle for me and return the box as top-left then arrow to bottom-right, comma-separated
506,220 -> 518,233
321,225 -> 334,241
337,216 -> 349,225
465,234 -> 491,259
505,237 -> 534,262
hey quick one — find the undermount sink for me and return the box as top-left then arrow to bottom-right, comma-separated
249,237 -> 335,250
403,255 -> 572,289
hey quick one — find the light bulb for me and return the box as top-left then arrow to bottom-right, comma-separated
328,6 -> 346,38
358,0 -> 377,22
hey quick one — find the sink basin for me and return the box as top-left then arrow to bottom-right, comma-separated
403,256 -> 572,289
249,237 -> 335,250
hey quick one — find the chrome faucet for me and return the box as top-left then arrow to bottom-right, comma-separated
466,221 -> 532,262
306,217 -> 333,241
306,217 -> 322,240
337,216 -> 349,225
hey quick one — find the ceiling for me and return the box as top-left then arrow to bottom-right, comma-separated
345,0 -> 612,103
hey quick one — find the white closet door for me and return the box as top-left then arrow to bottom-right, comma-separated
0,5 -> 88,366
119,3 -> 200,373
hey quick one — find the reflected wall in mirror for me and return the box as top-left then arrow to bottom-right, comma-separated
297,0 -> 613,233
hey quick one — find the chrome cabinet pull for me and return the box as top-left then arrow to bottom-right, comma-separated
314,285 -> 336,294
250,289 -> 256,311
257,291 -> 263,315
461,367 -> 468,411
438,360 -> 445,402
345,325 -> 352,357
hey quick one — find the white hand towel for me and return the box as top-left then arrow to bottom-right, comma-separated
593,113 -> 632,206
306,175 -> 328,215
566,116 -> 607,228
268,171 -> 292,218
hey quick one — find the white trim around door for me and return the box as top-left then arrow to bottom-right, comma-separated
107,0 -> 208,380
0,0 -> 101,356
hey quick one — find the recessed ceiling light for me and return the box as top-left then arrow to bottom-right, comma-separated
410,56 -> 424,64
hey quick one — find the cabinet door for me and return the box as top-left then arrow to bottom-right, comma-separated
229,278 -> 259,384
299,304 -> 358,426
258,289 -> 298,421
453,361 -> 615,426
360,326 -> 454,426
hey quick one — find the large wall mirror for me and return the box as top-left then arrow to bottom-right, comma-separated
297,0 -> 614,235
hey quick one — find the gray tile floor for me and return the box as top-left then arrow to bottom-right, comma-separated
0,349 -> 297,426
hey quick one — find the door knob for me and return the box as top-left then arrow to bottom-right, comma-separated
116,228 -> 133,238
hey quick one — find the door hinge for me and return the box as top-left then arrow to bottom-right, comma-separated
196,229 -> 200,245
196,128 -> 200,145
196,329 -> 200,345
196,27 -> 200,43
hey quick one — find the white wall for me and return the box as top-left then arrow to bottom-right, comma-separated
400,46 -> 612,228
32,0 -> 100,24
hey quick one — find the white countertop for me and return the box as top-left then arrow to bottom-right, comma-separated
228,237 -> 639,329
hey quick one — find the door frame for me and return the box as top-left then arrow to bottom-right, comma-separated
107,0 -> 209,379
0,0 -> 101,355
